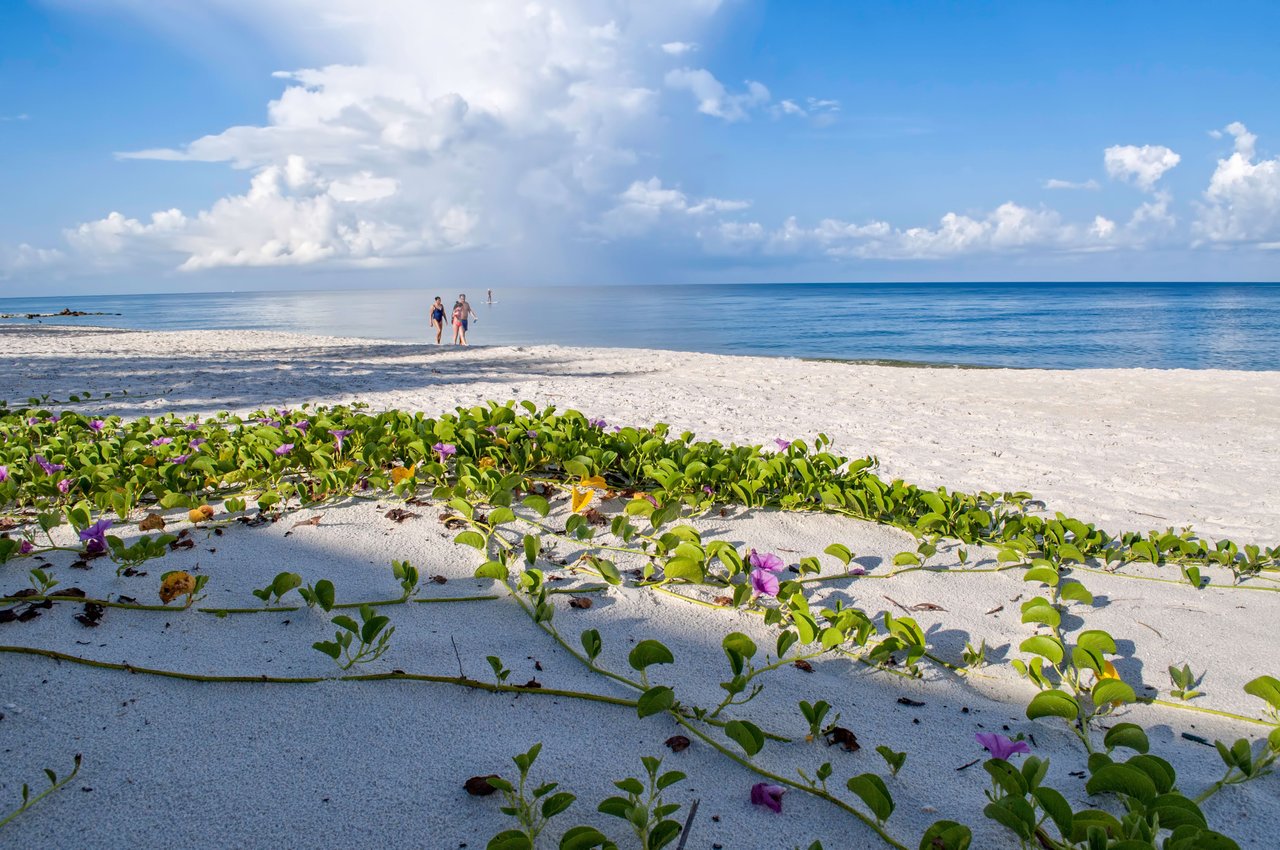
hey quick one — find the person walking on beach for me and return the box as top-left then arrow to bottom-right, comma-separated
453,293 -> 478,345
429,296 -> 446,344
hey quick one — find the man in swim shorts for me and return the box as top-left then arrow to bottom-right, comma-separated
429,296 -> 446,344
453,293 -> 478,345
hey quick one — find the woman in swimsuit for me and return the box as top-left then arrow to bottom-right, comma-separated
429,296 -> 445,344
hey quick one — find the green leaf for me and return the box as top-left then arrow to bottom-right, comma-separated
541,791 -> 577,818
1085,763 -> 1158,803
487,830 -> 534,850
522,494 -> 551,517
846,773 -> 894,822
592,558 -> 622,586
1032,787 -> 1073,836
474,561 -> 508,580
983,759 -> 1027,797
580,629 -> 602,662
917,821 -> 972,850
1023,565 -> 1060,586
1092,679 -> 1136,707
1026,689 -> 1079,721
1244,675 -> 1280,711
983,797 -> 1036,841
892,551 -> 921,566
1019,635 -> 1065,665
1126,754 -> 1176,794
559,826 -> 617,850
487,507 -> 516,526
1058,580 -> 1094,604
628,640 -> 675,671
724,720 -> 765,756
722,632 -> 757,661
1148,794 -> 1207,830
663,556 -> 704,583
824,543 -> 853,565
1103,723 -> 1150,754
637,686 -> 675,719
1076,629 -> 1117,655
454,530 -> 487,550
1020,598 -> 1061,628
523,534 -> 541,565
314,579 -> 335,611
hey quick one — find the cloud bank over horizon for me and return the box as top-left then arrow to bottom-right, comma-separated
4,1 -> 1280,285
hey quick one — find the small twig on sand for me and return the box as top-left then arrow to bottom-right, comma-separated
882,595 -> 912,615
1136,621 -> 1164,639
451,635 -> 465,679
675,798 -> 700,850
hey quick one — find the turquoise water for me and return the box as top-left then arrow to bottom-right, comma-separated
3,282 -> 1279,369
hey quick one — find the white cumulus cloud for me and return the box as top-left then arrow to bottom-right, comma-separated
1194,122 -> 1280,244
1104,144 -> 1180,190
1044,178 -> 1100,190
664,67 -> 770,122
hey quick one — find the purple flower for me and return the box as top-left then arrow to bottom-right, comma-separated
79,518 -> 113,554
279,408 -> 293,417
57,478 -> 71,494
331,429 -> 354,451
485,425 -> 498,434
750,568 -> 780,597
27,416 -> 40,426
976,732 -> 1030,761
588,417 -> 606,429
19,540 -> 33,554
274,443 -> 294,457
526,430 -> 538,439
171,454 -> 190,465
750,783 -> 785,813
88,419 -> 105,432
773,439 -> 791,452
50,414 -> 61,423
151,437 -> 173,446
190,438 -> 207,448
33,455 -> 64,475
0,465 -> 7,483
294,420 -> 310,431
748,550 -> 785,573
260,418 -> 281,428
433,442 -> 457,462
184,423 -> 201,431
702,485 -> 714,496
612,425 -> 622,433
848,566 -> 867,576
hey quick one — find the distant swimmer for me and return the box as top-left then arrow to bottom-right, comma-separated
486,288 -> 494,304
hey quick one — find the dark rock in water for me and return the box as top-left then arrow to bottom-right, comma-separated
1,308 -> 119,320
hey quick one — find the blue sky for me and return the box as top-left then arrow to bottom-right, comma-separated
2,0 -> 1279,295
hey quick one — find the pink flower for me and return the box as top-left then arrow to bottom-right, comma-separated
773,439 -> 791,452
33,455 -> 64,475
331,429 -> 354,452
748,550 -> 785,573
19,540 -> 34,554
151,437 -> 173,446
88,419 -> 105,432
750,783 -> 785,813
433,442 -> 456,462
57,478 -> 72,494
750,568 -> 780,597
0,465 -> 8,483
976,732 -> 1030,761
274,443 -> 294,457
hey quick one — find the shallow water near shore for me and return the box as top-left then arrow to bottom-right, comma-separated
4,281 -> 1279,369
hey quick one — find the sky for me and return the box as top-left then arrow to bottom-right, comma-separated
1,0 -> 1279,295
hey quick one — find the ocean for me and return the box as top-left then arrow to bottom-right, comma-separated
3,282 -> 1279,370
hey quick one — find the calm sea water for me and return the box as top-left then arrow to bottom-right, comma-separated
3,282 -> 1279,370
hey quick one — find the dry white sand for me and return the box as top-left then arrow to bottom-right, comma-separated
1,325 -> 1278,849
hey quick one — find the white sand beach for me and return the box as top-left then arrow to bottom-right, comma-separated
2,325 -> 1278,849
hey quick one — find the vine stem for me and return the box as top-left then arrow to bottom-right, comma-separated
0,644 -> 639,709
0,754 -> 82,829
671,716 -> 911,850
1,593 -> 501,615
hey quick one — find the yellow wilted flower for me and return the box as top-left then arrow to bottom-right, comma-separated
390,465 -> 416,485
478,457 -> 496,470
580,475 -> 607,490
188,505 -> 215,523
493,437 -> 509,447
159,571 -> 196,605
1100,660 -> 1120,680
142,456 -> 157,467
571,487 -> 593,514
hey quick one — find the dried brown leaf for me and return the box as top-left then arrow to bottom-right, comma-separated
138,513 -> 166,531
664,735 -> 691,753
